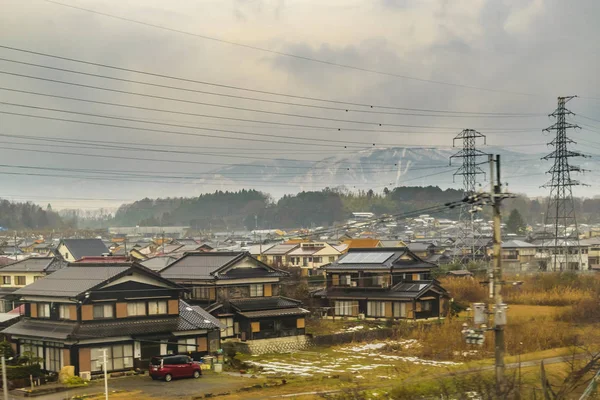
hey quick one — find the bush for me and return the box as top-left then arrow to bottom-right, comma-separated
0,341 -> 15,361
6,364 -> 42,380
63,376 -> 87,386
557,298 -> 600,324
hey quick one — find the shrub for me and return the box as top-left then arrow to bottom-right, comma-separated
63,376 -> 87,386
438,277 -> 487,304
557,298 -> 600,324
6,364 -> 42,380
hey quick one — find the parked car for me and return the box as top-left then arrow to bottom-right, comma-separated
149,355 -> 202,382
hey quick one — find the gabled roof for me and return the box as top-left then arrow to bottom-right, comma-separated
179,300 -> 222,330
160,252 -> 287,281
262,244 -> 299,255
342,239 -> 382,249
501,240 -> 536,248
324,247 -> 434,271
141,255 -> 180,272
0,257 -> 67,273
229,297 -> 302,312
59,239 -> 109,260
14,262 -> 182,298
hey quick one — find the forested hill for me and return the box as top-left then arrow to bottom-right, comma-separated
112,186 -> 464,230
0,200 -> 63,230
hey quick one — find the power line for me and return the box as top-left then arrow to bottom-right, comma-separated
36,3 -> 541,97
0,87 -> 541,143
0,58 -> 544,118
0,80 -> 541,131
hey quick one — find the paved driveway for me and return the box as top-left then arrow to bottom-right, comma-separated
5,373 -> 252,400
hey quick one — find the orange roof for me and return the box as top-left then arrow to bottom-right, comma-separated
284,239 -> 309,244
342,239 -> 382,249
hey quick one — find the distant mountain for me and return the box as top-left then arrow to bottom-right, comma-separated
204,146 -> 587,198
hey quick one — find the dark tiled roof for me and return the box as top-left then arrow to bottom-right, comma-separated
0,257 -> 61,273
229,297 -> 301,312
2,319 -> 76,340
76,317 -> 180,338
141,255 -> 180,272
160,252 -> 244,280
262,244 -> 299,255
14,264 -> 131,297
179,300 -> 222,330
61,239 -> 109,260
218,267 -> 287,280
238,307 -> 310,319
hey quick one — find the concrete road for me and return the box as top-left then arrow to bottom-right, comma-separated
4,373 -> 252,400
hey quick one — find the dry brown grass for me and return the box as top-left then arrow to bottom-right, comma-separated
440,272 -> 600,307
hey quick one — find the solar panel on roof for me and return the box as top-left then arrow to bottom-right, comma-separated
338,252 -> 394,264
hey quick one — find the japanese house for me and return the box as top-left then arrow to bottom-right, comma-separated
2,262 -> 221,377
159,252 -> 309,341
57,239 -> 110,262
313,247 -> 449,320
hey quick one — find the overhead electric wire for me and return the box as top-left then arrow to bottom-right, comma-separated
0,80 -> 541,132
0,58 -> 543,118
34,4 -> 540,97
0,109 -> 370,149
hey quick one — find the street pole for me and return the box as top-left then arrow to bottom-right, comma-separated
102,349 -> 109,400
2,356 -> 8,400
490,154 -> 505,394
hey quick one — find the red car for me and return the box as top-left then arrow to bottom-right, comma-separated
149,355 -> 202,382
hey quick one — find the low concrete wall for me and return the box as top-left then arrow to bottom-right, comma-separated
224,335 -> 312,355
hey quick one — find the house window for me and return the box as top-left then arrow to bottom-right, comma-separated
91,345 -> 134,372
37,303 -> 50,318
334,300 -> 357,316
127,302 -> 146,316
93,304 -> 113,319
148,300 -> 167,315
58,305 -> 70,319
219,317 -> 234,337
394,302 -> 408,318
367,301 -> 386,317
178,338 -> 196,354
192,287 -> 210,299
34,276 -> 42,281
329,256 -> 335,263
15,276 -> 26,286
340,275 -> 352,286
313,257 -> 322,263
421,301 -> 432,312
46,347 -> 62,372
21,343 -> 43,368
250,284 -> 263,297
1,276 -> 10,285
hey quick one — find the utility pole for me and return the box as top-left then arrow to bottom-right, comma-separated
102,349 -> 109,400
2,356 -> 8,400
490,154 -> 505,394
461,155 -> 512,396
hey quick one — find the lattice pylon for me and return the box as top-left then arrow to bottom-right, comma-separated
450,129 -> 489,264
541,96 -> 587,271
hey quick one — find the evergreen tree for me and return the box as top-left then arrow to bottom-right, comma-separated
506,209 -> 526,234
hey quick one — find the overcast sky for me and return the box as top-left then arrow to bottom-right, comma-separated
0,0 -> 599,210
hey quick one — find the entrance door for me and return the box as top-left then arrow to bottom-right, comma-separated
140,342 -> 161,364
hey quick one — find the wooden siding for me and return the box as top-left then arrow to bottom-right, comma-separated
116,303 -> 127,318
384,302 -> 393,318
79,348 -> 91,372
264,284 -> 272,297
62,349 -> 71,367
209,288 -> 216,301
30,303 -> 37,318
296,318 -> 305,329
68,305 -> 78,321
332,274 -> 339,286
168,299 -> 179,315
197,337 -> 207,352
81,305 -> 93,321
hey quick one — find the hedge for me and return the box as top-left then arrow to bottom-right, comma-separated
6,365 -> 43,380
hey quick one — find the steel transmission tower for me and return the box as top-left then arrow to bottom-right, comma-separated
541,96 -> 587,271
450,129 -> 489,263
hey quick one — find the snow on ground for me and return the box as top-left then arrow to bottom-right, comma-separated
245,340 -> 460,376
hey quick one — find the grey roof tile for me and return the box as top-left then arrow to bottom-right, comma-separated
61,239 -> 109,260
229,297 -> 301,312
14,264 -> 131,297
238,307 -> 309,319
